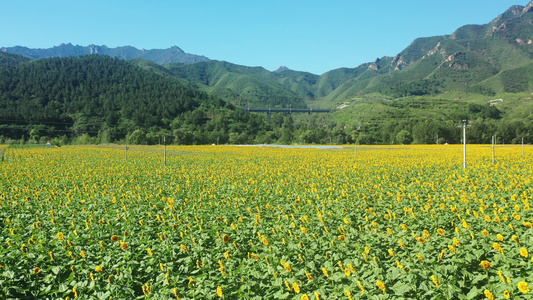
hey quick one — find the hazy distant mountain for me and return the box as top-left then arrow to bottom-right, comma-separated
1,44 -> 210,65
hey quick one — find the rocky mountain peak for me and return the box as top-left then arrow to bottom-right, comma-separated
274,66 -> 290,73
171,46 -> 185,53
524,0 -> 533,13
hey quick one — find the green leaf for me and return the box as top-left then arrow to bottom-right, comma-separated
471,273 -> 486,285
59,283 -> 69,293
466,287 -> 480,299
52,266 -> 61,275
391,281 -> 411,295
2,270 -> 14,279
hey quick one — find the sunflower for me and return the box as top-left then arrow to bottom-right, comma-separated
480,260 -> 492,270
284,263 -> 291,272
520,248 -> 529,258
111,235 -> 119,242
503,290 -> 510,299
431,275 -> 439,288
305,271 -> 314,281
453,238 -> 461,247
57,232 -> 64,241
33,267 -> 41,274
387,249 -> 394,257
484,289 -> 494,300
357,281 -> 366,292
95,265 -> 103,272
497,270 -> 506,283
376,280 -> 386,292
322,267 -> 329,277
493,242 -> 504,254
120,241 -> 129,250
518,281 -> 530,294
292,282 -> 301,293
345,290 -> 353,300
222,234 -> 230,243
216,286 -> 223,298
439,249 -> 446,260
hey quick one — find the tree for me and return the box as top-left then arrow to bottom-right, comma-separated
396,129 -> 412,145
128,129 -> 146,145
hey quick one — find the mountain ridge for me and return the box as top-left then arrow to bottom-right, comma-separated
1,43 -> 210,65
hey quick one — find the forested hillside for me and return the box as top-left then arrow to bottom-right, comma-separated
0,55 -> 275,145
164,60 -> 311,108
0,52 -> 30,67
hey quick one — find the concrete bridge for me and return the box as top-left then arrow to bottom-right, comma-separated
243,107 -> 333,119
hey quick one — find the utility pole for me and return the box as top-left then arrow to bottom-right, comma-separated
463,120 -> 467,168
461,120 -> 470,168
164,136 -> 167,166
492,135 -> 495,164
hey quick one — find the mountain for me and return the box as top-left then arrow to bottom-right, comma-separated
0,52 -> 31,67
5,1 -> 533,109
1,44 -> 209,65
313,1 -> 533,105
153,1 -> 533,108
160,60 -> 317,108
0,55 -> 277,145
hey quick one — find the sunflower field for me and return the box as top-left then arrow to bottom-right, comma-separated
0,144 -> 532,299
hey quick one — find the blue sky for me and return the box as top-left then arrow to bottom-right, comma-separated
1,0 -> 530,74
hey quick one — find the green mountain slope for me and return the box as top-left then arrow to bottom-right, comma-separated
0,55 -> 274,145
162,1 -> 533,109
312,2 -> 533,105
164,60 -> 310,108
0,52 -> 30,67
